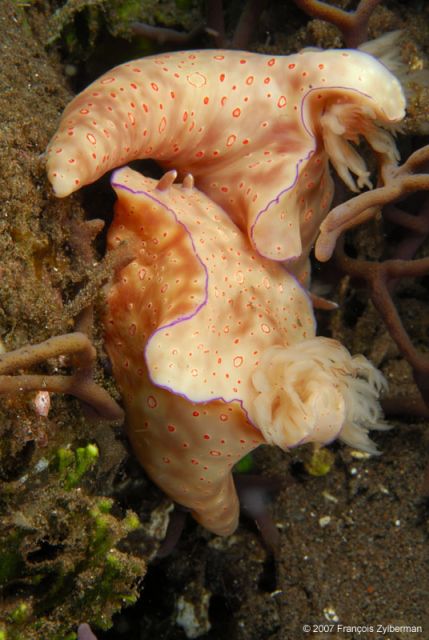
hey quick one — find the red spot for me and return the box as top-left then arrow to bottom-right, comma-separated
183,111 -> 188,121
110,92 -> 117,98
147,395 -> 157,408
288,63 -> 296,70
246,75 -> 254,85
242,139 -> 249,144
264,77 -> 271,84
240,59 -> 247,64
193,411 -> 200,417
191,459 -> 199,465
219,73 -> 225,82
151,82 -> 159,91
142,103 -> 149,113
167,425 -> 176,432
195,150 -> 204,158
170,90 -> 176,98
203,434 -> 211,440
159,116 -> 167,133
318,63 -> 324,70
130,82 -> 137,89
68,158 -> 75,164
221,96 -> 228,106
220,186 -> 229,192
203,96 -> 209,104
267,58 -> 275,66
232,108 -> 241,117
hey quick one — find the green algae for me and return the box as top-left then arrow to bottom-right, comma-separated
304,446 -> 335,477
234,453 -> 255,474
56,443 -> 99,489
0,480 -> 146,639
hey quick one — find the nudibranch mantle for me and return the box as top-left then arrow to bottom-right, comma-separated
47,46 -> 405,272
104,167 -> 387,536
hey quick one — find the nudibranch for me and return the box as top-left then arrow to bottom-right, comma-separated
46,45 -> 405,274
103,166 -> 387,536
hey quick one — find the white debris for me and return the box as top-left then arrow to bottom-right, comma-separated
176,585 -> 211,638
324,607 -> 339,622
319,515 -> 332,528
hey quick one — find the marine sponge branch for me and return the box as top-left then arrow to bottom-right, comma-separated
292,0 -> 383,47
334,239 -> 429,408
315,145 -> 429,263
0,333 -> 124,421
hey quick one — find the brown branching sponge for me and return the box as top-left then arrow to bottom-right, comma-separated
129,0 -> 268,50
0,332 -> 124,421
334,239 -> 429,412
292,0 -> 383,48
315,145 -> 429,262
315,144 -> 429,414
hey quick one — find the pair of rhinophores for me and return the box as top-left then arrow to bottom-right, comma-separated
46,34 -> 405,535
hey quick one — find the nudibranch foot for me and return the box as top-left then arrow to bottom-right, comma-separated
104,167 -> 387,535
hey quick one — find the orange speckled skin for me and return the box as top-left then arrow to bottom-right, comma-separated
47,48 -> 404,271
104,167 -> 314,535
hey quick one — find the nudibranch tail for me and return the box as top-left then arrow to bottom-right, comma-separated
251,337 -> 387,454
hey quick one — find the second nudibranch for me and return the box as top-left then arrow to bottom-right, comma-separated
104,167 -> 387,536
47,45 -> 405,275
